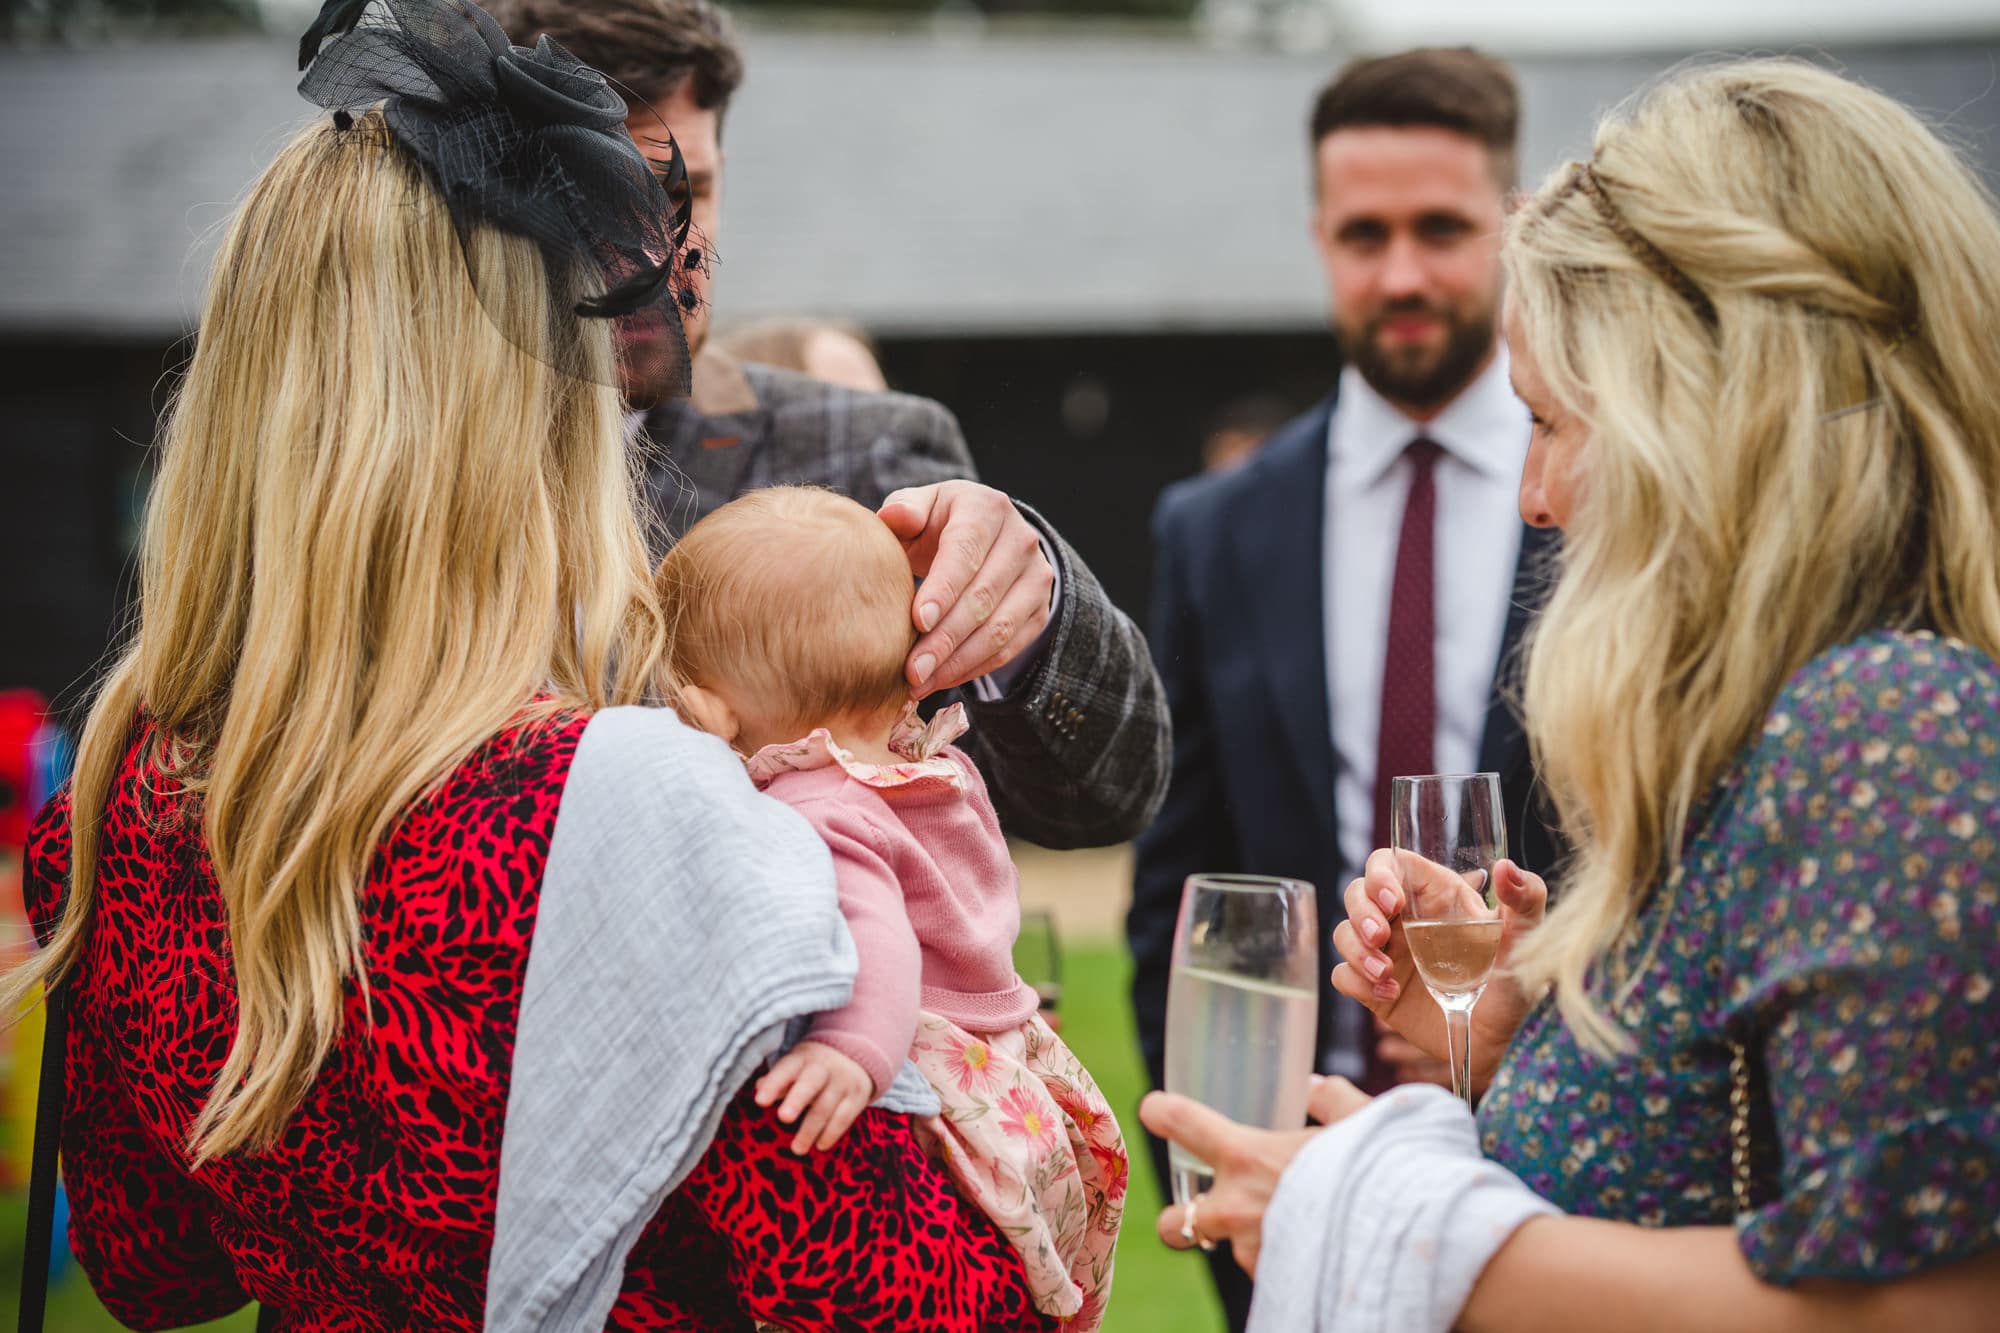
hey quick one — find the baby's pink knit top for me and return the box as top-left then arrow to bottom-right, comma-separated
747,705 -> 1038,1095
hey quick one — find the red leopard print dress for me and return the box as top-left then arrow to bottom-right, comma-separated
24,715 -> 1053,1332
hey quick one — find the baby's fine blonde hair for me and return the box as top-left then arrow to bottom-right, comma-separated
657,487 -> 917,733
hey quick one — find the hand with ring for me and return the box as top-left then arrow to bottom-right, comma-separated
1142,1075 -> 1370,1276
1180,1194 -> 1218,1251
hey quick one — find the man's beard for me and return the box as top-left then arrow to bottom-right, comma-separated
1342,296 -> 1496,411
617,298 -> 710,411
618,335 -> 682,411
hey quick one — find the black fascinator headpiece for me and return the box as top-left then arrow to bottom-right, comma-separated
297,0 -> 704,394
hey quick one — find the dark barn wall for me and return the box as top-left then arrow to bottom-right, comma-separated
881,329 -> 1342,623
1,329 -> 1340,709
1,338 -> 173,711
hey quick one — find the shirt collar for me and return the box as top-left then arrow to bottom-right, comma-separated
1329,345 -> 1527,486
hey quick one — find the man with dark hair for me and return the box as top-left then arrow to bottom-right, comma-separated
485,0 -> 1169,853
1127,48 -> 1561,1329
1309,45 -> 1520,190
486,0 -> 740,390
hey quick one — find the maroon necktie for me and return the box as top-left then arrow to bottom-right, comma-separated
1364,437 -> 1441,1092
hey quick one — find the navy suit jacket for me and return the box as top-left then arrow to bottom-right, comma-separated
1127,393 -> 1562,1089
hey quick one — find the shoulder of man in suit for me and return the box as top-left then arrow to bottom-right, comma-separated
1157,402 -> 1328,526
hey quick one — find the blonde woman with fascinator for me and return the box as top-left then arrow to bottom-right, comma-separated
4,1 -> 1057,1328
1139,58 -> 2000,1331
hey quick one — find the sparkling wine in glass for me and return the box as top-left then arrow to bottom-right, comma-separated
1162,874 -> 1319,1206
1389,773 -> 1506,1107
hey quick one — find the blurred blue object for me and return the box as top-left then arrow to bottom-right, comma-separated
49,1181 -> 71,1282
31,722 -> 74,811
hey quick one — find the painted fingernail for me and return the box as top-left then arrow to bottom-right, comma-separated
919,603 -> 940,632
1376,888 -> 1397,913
1364,956 -> 1389,980
1363,919 -> 1386,945
912,653 -> 936,681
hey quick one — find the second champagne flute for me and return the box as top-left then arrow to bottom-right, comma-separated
1162,873 -> 1319,1207
1389,772 -> 1506,1107
1013,908 -> 1063,1013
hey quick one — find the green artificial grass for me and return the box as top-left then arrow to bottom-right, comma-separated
0,939 -> 1221,1332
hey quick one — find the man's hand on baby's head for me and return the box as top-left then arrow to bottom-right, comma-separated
754,1040 -> 875,1155
879,481 -> 1055,697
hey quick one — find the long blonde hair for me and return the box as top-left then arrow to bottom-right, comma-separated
1506,59 -> 2000,1053
1,111 -> 668,1162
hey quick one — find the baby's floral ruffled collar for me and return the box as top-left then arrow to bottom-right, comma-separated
745,701 -> 969,793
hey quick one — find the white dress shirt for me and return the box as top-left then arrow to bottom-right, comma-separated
1321,351 -> 1529,1072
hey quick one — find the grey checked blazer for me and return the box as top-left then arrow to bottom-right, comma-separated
635,354 -> 1169,850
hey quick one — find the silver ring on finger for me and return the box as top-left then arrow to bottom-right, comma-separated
1182,1194 -> 1218,1252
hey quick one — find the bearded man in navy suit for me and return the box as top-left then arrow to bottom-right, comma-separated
1127,48 -> 1563,1330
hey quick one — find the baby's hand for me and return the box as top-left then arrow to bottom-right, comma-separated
754,1041 -> 874,1155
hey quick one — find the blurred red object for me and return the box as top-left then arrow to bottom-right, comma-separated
0,688 -> 47,850
1,688 -> 49,1191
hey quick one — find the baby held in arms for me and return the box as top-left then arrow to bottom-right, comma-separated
657,487 -> 1126,1327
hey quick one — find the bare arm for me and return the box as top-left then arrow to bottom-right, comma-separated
1467,1218 -> 2000,1333
1143,1086 -> 2000,1333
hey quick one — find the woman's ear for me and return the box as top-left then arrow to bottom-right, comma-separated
678,683 -> 740,744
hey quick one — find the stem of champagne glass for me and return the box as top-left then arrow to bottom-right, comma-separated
1442,996 -> 1475,1107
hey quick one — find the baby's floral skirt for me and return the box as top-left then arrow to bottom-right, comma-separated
910,1010 -> 1125,1329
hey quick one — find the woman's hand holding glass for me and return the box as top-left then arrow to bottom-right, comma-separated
1330,848 -> 1548,1100
1140,1074 -> 1371,1276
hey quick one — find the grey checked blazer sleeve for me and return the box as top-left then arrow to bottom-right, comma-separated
953,505 -> 1170,850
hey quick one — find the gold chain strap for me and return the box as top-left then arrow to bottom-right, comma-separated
1728,1040 -> 1754,1219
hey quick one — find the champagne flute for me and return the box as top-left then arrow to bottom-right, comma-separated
1162,874 -> 1319,1206
1388,773 -> 1506,1107
1013,909 -> 1063,1013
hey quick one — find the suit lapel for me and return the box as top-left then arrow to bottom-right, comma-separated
1234,400 -> 1339,844
657,403 -> 767,503
1476,522 -> 1559,776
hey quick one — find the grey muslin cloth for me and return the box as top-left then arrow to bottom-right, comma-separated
486,706 -> 861,1332
1247,1084 -> 1557,1333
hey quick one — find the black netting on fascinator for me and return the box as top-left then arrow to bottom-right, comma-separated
297,0 -> 705,393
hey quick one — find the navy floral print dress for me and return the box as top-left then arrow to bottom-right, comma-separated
1481,630 -> 2000,1282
